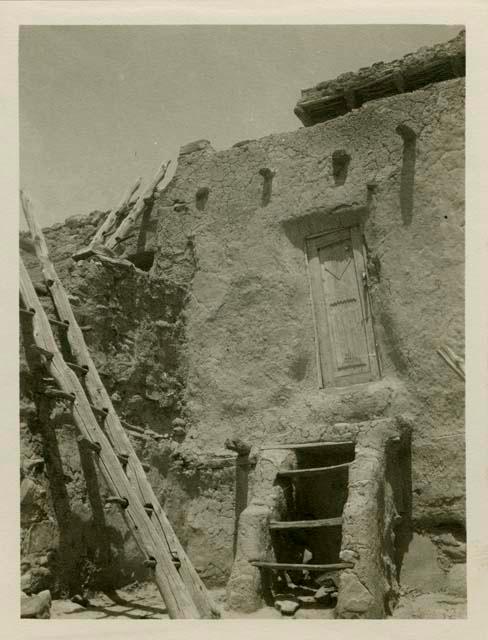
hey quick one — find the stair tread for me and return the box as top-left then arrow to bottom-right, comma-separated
251,561 -> 353,571
270,517 -> 342,529
261,441 -> 354,451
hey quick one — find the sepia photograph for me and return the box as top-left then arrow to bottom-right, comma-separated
13,14 -> 471,624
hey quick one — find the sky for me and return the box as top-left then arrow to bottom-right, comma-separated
19,25 -> 461,227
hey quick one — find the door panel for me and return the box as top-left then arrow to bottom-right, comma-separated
307,227 -> 379,387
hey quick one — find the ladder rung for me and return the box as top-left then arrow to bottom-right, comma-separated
261,441 -> 354,451
34,283 -> 50,297
116,452 -> 129,465
77,436 -> 101,453
144,556 -> 157,569
270,517 -> 342,530
40,388 -> 75,402
105,496 -> 128,509
121,419 -> 145,434
33,345 -> 54,360
142,462 -> 151,472
66,361 -> 89,376
19,307 -> 36,318
89,404 -> 109,419
250,561 -> 354,571
48,317 -> 69,329
277,462 -> 351,478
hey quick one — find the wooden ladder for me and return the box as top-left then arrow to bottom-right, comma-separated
252,441 -> 355,581
19,192 -> 219,619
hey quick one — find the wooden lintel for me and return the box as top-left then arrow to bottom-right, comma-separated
269,517 -> 343,530
277,462 -> 351,478
261,441 -> 354,451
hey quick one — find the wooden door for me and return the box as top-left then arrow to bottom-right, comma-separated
306,227 -> 379,387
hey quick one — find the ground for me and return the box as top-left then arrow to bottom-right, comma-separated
49,582 -> 466,620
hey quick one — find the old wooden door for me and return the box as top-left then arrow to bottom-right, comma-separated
306,227 -> 380,387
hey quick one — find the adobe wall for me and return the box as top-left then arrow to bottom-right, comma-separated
20,76 -> 465,601
152,76 -> 465,595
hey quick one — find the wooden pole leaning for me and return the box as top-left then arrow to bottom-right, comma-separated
20,191 -> 219,619
90,177 -> 142,246
72,177 -> 142,261
104,161 -> 170,252
20,257 -> 199,619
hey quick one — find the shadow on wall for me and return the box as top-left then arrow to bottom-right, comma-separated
36,400 -> 127,594
386,436 -> 413,584
280,206 -> 370,251
396,124 -> 417,226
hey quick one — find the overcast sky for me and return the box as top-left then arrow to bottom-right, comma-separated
19,25 -> 461,227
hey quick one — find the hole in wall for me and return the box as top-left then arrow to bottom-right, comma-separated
259,168 -> 276,207
196,187 -> 209,211
332,150 -> 351,186
395,124 -> 417,226
127,250 -> 155,271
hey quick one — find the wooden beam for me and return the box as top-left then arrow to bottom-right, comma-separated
73,177 -> 142,260
261,441 -> 354,451
20,190 -> 218,619
105,161 -> 170,252
269,517 -> 342,530
277,462 -> 351,478
250,561 -> 353,571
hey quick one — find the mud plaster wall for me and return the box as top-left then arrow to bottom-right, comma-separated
20,77 -> 464,596
153,77 -> 465,583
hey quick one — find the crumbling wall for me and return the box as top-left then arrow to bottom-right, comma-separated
20,213 -> 236,594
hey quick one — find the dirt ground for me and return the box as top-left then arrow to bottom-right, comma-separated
49,582 -> 466,620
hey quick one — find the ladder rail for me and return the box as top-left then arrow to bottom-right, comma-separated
20,258 -> 199,619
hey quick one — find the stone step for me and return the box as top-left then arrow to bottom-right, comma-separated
270,517 -> 342,530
